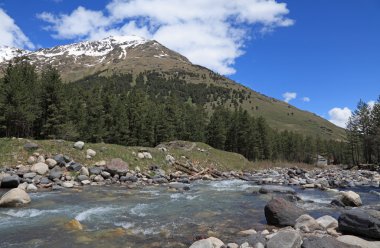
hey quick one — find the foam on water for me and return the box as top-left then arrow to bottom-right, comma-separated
4,209 -> 60,218
207,179 -> 254,191
129,203 -> 151,217
114,221 -> 135,229
75,206 -> 121,221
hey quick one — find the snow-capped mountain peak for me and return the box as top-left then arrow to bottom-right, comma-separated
0,46 -> 29,63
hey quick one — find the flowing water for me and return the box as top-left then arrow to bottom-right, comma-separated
0,180 -> 379,248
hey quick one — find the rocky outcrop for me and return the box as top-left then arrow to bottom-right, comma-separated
338,209 -> 380,239
0,188 -> 31,207
265,197 -> 305,226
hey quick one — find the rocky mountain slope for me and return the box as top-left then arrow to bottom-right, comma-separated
0,36 -> 345,140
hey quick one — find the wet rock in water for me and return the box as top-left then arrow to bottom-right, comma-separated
0,188 -> 31,207
189,237 -> 224,248
336,235 -> 380,248
294,214 -> 323,232
341,191 -> 362,207
65,219 -> 83,231
31,162 -> 49,175
73,141 -> 85,150
168,182 -> 190,191
23,142 -> 39,151
265,197 -> 305,227
301,236 -> 360,248
316,215 -> 338,230
259,185 -> 296,195
266,229 -> 302,248
338,209 -> 380,239
1,175 -> 20,188
105,158 -> 129,175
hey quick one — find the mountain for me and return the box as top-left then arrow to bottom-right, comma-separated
0,36 -> 345,140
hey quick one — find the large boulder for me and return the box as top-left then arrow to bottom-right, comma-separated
266,229 -> 302,248
294,214 -> 322,232
105,158 -> 129,175
31,162 -> 49,175
189,237 -> 224,248
337,235 -> 380,248
265,197 -> 305,226
338,209 -> 380,239
259,185 -> 296,194
23,142 -> 39,151
1,175 -> 20,188
341,191 -> 362,207
301,236 -> 360,248
0,188 -> 31,207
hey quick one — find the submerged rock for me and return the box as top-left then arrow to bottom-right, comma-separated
259,185 -> 296,194
65,219 -> 83,231
0,188 -> 31,207
265,197 -> 305,227
338,209 -> 380,239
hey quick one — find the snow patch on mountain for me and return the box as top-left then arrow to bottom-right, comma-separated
0,46 -> 29,63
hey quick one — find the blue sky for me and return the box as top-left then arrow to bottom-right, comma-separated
0,0 -> 379,127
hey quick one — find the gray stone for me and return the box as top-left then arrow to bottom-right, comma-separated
301,236 -> 360,248
23,172 -> 37,179
77,175 -> 89,181
265,197 -> 305,227
101,171 -> 111,179
67,162 -> 82,172
294,214 -> 322,232
40,177 -> 51,184
337,235 -> 380,248
23,143 -> 39,151
338,209 -> 380,239
189,237 -> 224,248
266,230 -> 302,248
341,191 -> 362,207
1,175 -> 20,188
86,149 -> 96,157
31,162 -> 49,175
45,158 -> 57,168
89,167 -> 103,175
26,184 -> 38,192
62,181 -> 74,188
105,158 -> 129,175
259,185 -> 296,194
48,166 -> 63,180
316,215 -> 338,230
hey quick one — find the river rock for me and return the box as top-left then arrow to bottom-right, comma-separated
101,171 -> 111,179
31,162 -> 49,175
341,191 -> 362,207
48,166 -> 63,180
23,142 -> 39,151
62,181 -> 74,188
80,167 -> 89,177
53,154 -> 67,167
27,156 -> 36,165
37,155 -> 45,163
259,185 -> 295,194
89,166 -> 102,175
337,235 -> 380,248
316,215 -> 338,230
65,219 -> 83,231
45,158 -> 57,168
338,209 -> 380,239
73,141 -> 85,150
266,229 -> 302,248
238,229 -> 257,235
105,158 -> 129,175
77,175 -> 89,181
94,175 -> 104,182
26,184 -> 38,192
301,236 -> 360,248
1,175 -> 20,188
86,149 -> 96,158
265,197 -> 305,226
0,188 -> 31,207
81,180 -> 91,185
294,214 -> 322,232
67,162 -> 82,172
189,237 -> 224,248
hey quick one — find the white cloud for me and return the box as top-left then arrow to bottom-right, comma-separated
302,97 -> 310,102
282,92 -> 297,103
328,107 -> 352,128
0,8 -> 34,49
37,0 -> 294,74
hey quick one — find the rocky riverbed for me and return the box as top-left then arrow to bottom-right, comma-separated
0,142 -> 380,247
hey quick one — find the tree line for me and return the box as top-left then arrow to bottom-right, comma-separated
0,59 -> 377,165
